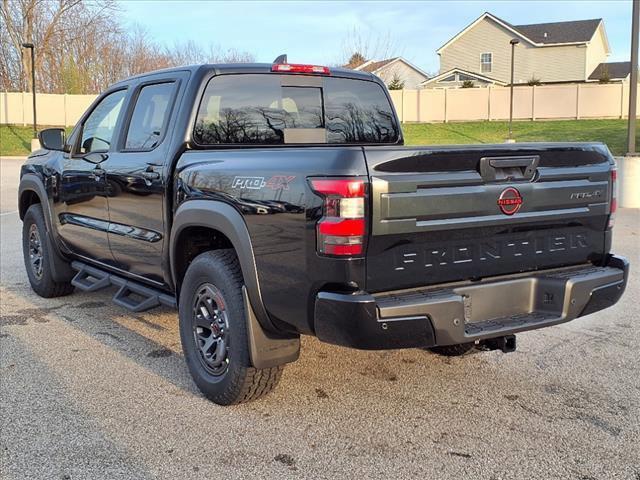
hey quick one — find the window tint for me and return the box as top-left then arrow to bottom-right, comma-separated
323,77 -> 398,144
280,87 -> 323,128
193,74 -> 398,145
80,89 -> 126,154
125,82 -> 175,150
195,75 -> 323,145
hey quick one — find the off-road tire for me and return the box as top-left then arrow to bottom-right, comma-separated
428,342 -> 475,357
179,249 -> 283,405
22,204 -> 75,298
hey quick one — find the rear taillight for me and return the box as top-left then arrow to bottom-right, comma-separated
271,63 -> 331,75
309,178 -> 366,256
608,166 -> 617,229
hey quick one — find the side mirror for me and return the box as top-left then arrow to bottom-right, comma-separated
38,128 -> 65,151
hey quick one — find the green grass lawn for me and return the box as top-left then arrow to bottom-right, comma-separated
1,119 -> 636,156
403,119 -> 636,156
0,125 -> 37,156
0,125 -> 74,156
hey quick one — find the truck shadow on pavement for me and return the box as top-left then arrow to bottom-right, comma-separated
3,283 -> 637,479
4,281 -> 483,403
1,333 -> 157,480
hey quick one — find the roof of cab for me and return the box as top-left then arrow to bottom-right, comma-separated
111,63 -> 376,87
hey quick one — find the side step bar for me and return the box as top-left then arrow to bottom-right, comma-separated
71,261 -> 176,312
70,261 -> 299,369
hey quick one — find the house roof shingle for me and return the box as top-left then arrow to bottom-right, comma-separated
512,18 -> 602,44
422,68 -> 506,86
357,58 -> 398,73
588,61 -> 632,80
437,12 -> 606,55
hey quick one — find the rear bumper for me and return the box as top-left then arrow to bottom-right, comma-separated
314,255 -> 629,350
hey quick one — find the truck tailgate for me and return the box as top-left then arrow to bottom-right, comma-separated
364,143 -> 613,292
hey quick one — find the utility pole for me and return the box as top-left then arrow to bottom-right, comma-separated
628,0 -> 639,155
508,38 -> 520,142
22,42 -> 36,139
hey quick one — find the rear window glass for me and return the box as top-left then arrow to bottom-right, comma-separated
193,74 -> 398,145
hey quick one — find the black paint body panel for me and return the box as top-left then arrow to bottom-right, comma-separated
175,147 -> 369,334
17,63 -> 619,341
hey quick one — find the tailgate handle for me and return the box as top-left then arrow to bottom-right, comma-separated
480,155 -> 539,182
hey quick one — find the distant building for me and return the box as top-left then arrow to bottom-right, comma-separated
428,12 -> 628,88
349,57 -> 430,89
422,68 -> 506,88
588,61 -> 632,82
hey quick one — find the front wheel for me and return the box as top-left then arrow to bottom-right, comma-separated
22,204 -> 74,298
179,250 -> 283,405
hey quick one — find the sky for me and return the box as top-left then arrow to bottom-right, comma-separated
119,0 -> 634,73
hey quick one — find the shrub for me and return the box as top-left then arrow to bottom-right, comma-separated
388,73 -> 405,90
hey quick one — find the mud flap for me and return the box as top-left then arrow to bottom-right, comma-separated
45,229 -> 74,283
243,287 -> 300,369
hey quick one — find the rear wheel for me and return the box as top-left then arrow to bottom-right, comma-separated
22,204 -> 74,298
179,250 -> 283,405
428,342 -> 475,357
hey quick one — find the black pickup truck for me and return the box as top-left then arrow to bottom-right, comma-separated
19,61 -> 629,405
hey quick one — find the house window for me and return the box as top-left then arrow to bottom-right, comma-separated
480,53 -> 492,73
441,75 -> 456,82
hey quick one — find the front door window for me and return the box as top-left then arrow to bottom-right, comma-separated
79,89 -> 127,154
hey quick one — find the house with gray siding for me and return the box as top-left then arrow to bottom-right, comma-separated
425,12 -> 626,88
350,57 -> 430,89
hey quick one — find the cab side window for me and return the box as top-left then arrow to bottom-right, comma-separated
125,82 -> 175,150
79,89 -> 127,154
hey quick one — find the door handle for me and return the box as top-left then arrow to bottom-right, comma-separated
141,166 -> 161,185
480,155 -> 539,182
90,166 -> 105,181
142,170 -> 160,180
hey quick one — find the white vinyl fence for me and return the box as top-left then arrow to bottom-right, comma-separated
390,83 -> 636,122
1,92 -> 96,127
1,83 -> 637,127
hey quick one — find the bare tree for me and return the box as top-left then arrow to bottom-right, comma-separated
0,0 -> 119,92
0,1 -> 256,94
344,52 -> 366,69
338,26 -> 402,66
168,41 -> 255,66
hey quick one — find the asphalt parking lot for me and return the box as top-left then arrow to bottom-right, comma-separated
1,156 -> 639,480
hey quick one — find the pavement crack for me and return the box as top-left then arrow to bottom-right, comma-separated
447,451 -> 472,459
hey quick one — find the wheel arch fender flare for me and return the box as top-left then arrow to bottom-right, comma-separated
19,174 -> 53,227
170,200 -> 277,333
18,174 -> 74,283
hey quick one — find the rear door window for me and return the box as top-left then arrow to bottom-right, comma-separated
193,74 -> 398,145
125,82 -> 175,150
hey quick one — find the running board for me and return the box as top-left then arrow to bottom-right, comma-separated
71,261 -> 176,312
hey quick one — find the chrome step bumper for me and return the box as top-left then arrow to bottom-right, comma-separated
314,255 -> 629,350
375,256 -> 628,345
